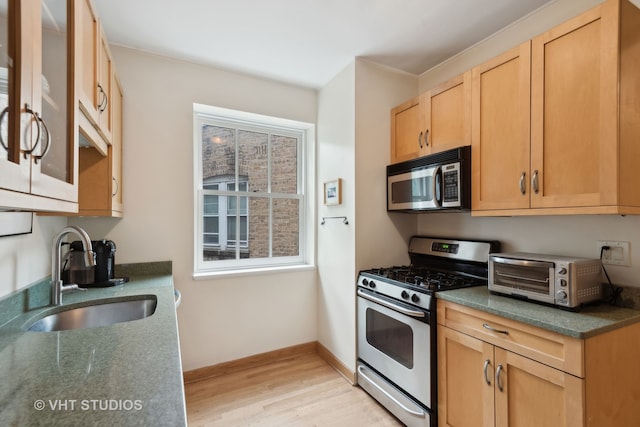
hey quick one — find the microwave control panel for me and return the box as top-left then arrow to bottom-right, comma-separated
442,163 -> 461,205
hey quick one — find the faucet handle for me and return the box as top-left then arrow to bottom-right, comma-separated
62,283 -> 87,292
84,250 -> 96,267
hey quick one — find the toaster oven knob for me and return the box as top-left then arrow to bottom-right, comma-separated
401,290 -> 410,300
556,290 -> 567,301
558,267 -> 567,275
411,294 -> 420,303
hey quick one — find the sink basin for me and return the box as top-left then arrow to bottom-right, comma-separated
26,296 -> 157,332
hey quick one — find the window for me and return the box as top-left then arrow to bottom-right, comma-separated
193,104 -> 313,275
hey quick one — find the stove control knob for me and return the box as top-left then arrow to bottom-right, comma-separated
362,278 -> 369,287
401,290 -> 410,300
411,294 -> 420,303
556,290 -> 567,301
369,280 -> 376,289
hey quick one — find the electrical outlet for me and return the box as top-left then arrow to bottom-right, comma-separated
597,241 -> 631,266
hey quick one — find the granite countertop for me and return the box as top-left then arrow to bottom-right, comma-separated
436,286 -> 640,339
0,262 -> 186,426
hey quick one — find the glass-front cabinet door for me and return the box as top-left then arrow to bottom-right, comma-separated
0,0 -> 77,211
0,0 -> 31,195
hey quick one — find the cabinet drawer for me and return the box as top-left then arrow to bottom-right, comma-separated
437,300 -> 584,377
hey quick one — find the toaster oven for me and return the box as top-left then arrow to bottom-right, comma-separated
488,253 -> 603,309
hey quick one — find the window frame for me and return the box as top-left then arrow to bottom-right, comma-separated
193,103 -> 315,277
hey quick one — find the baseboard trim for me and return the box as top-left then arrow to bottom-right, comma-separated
183,341 -> 317,384
316,342 -> 356,384
183,341 -> 356,385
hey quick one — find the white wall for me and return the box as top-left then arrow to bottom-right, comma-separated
354,60 -> 419,271
0,216 -> 66,297
316,59 -> 419,372
70,47 -> 318,371
418,0 -> 604,90
416,0 -> 640,288
316,62 -> 357,370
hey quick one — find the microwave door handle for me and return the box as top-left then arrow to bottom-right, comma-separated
433,166 -> 442,207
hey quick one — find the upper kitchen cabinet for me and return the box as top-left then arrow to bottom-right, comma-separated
390,95 -> 422,163
390,72 -> 471,164
78,0 -> 112,146
472,42 -> 531,211
422,71 -> 471,155
473,0 -> 640,216
0,0 -> 78,212
77,72 -> 123,216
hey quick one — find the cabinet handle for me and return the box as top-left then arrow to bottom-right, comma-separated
98,83 -> 109,113
496,364 -> 505,392
418,131 -> 423,149
519,172 -> 526,195
531,169 -> 539,194
32,113 -> 51,164
112,176 -> 119,197
22,104 -> 41,159
482,323 -> 509,335
424,129 -> 429,146
483,359 -> 492,386
0,106 -> 8,152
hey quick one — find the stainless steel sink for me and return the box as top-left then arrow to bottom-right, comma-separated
26,296 -> 157,332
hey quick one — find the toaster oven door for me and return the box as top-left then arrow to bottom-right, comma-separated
490,257 -> 555,303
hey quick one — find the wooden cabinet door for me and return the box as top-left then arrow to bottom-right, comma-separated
438,326 -> 494,427
494,347 -> 584,427
31,0 -> 77,204
390,95 -> 424,163
78,0 -> 100,125
472,43 -> 531,211
530,0 -> 618,209
423,71 -> 471,155
96,24 -> 113,143
110,74 -> 123,214
0,0 -> 32,195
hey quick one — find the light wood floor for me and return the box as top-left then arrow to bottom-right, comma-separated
184,352 -> 402,426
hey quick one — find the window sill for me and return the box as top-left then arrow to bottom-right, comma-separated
192,263 -> 316,281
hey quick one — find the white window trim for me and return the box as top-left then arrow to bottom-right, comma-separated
193,103 -> 316,277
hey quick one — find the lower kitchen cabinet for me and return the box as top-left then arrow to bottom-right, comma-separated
437,299 -> 640,427
438,326 -> 583,427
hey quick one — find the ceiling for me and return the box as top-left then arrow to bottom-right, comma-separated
94,0 -> 555,89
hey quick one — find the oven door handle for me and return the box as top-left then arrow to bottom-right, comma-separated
357,364 -> 427,418
491,256 -> 554,270
357,289 -> 425,318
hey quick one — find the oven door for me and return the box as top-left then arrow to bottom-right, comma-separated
357,288 -> 432,408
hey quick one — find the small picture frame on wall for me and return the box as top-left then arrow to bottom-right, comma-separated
324,178 -> 342,206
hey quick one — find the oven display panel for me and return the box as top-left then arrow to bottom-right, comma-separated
431,242 -> 459,254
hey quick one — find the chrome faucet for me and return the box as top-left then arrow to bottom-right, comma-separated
51,226 -> 96,305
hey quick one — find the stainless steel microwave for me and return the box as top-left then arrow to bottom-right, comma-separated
488,252 -> 603,309
387,146 -> 471,212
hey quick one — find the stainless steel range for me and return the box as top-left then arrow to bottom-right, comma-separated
356,236 -> 500,427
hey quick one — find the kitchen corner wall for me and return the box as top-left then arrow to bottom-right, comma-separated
416,0 -> 640,289
316,59 -> 418,373
69,47 -> 318,371
0,216 -> 66,297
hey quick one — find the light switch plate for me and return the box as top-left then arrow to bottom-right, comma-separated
597,241 -> 631,266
